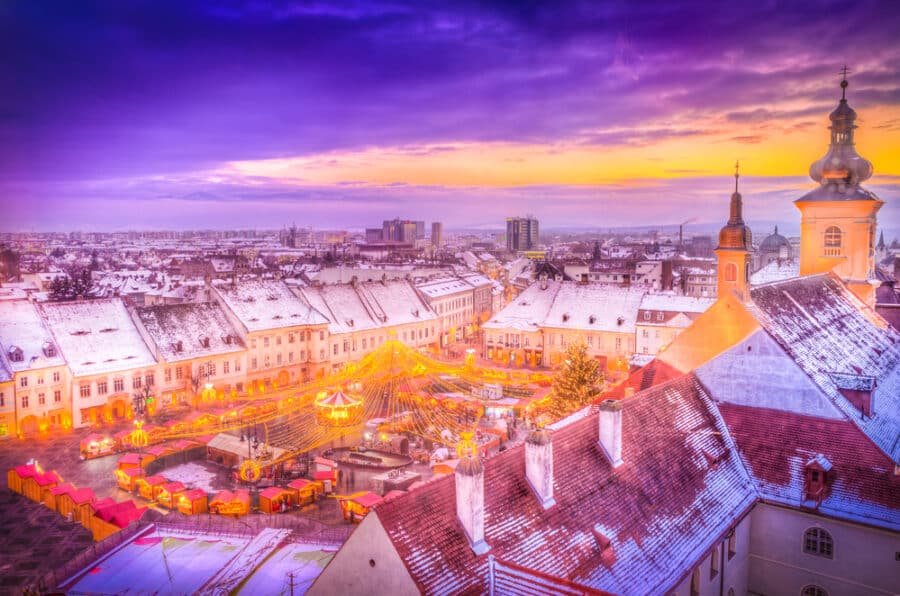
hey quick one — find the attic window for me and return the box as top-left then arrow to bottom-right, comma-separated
248,317 -> 259,322
173,340 -> 184,353
588,315 -> 596,324
99,327 -> 117,333
616,317 -> 625,326
266,294 -> 278,301
272,315 -> 283,320
42,342 -> 56,358
199,336 -> 210,348
223,335 -> 233,345
562,313 -> 570,322
8,346 -> 23,362
346,319 -> 355,327
412,309 -> 420,317
70,329 -> 90,336
803,455 -> 832,505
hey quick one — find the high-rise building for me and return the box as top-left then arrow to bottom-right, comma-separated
506,216 -> 539,252
431,222 -> 443,248
382,219 -> 420,244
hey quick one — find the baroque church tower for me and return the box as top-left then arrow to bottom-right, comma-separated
796,71 -> 883,306
715,162 -> 752,301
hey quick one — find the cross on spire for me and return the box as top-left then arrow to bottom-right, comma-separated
839,65 -> 850,99
734,160 -> 740,193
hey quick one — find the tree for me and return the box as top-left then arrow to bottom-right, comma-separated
552,341 -> 603,415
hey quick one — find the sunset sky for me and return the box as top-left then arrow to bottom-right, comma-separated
2,1 -> 899,233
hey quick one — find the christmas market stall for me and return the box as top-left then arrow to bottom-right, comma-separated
157,481 -> 185,509
337,491 -> 382,523
259,486 -> 293,514
6,464 -> 35,494
24,470 -> 62,503
80,433 -> 116,459
176,488 -> 208,516
116,452 -> 155,471
135,475 -> 168,501
209,489 -> 250,517
90,500 -> 148,542
58,487 -> 97,526
287,478 -> 323,507
46,482 -> 74,511
115,466 -> 145,492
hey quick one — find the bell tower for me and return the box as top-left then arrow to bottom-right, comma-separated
715,162 -> 752,302
796,68 -> 883,306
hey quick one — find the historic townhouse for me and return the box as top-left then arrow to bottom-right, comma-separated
415,277 -> 475,346
132,302 -> 248,406
297,279 -> 438,372
39,298 -> 158,428
0,299 -> 70,435
212,280 -> 331,385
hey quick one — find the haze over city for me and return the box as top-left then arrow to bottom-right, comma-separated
2,0 -> 900,232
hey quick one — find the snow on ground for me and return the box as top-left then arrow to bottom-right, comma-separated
199,528 -> 291,595
238,542 -> 338,595
161,461 -> 222,493
68,529 -> 250,595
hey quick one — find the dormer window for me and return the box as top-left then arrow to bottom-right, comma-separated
562,313 -> 570,322
42,342 -> 56,358
173,340 -> 184,353
8,346 -> 23,362
617,316 -> 625,326
588,315 -> 596,324
803,454 -> 832,505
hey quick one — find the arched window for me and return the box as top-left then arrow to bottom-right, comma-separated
801,585 -> 829,596
824,226 -> 842,248
724,263 -> 737,282
802,527 -> 833,558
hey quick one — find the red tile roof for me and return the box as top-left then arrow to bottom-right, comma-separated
70,488 -> 97,505
600,358 -> 683,400
718,402 -> 900,530
372,374 -> 756,594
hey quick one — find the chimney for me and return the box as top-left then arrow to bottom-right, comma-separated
455,456 -> 490,554
525,428 -> 555,509
598,399 -> 623,467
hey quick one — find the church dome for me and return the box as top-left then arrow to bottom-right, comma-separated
807,76 -> 874,192
759,226 -> 790,252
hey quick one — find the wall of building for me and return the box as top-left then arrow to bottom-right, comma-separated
748,503 -> 899,596
309,513 -> 420,596
669,511 -> 752,596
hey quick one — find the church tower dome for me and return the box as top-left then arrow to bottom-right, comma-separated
795,68 -> 884,307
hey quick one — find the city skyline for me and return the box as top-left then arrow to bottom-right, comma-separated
2,1 -> 900,232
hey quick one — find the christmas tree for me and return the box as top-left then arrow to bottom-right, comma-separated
552,341 -> 603,415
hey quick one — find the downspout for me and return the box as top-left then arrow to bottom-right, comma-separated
719,536 -> 726,596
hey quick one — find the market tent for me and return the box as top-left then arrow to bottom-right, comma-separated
176,488 -> 208,515
157,481 -> 185,509
91,500 -> 147,541
337,491 -> 382,522
210,489 -> 250,516
259,487 -> 293,514
135,475 -> 168,501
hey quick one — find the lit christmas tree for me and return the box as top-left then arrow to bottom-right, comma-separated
552,341 -> 603,415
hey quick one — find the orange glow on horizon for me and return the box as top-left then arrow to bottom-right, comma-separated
227,105 -> 900,188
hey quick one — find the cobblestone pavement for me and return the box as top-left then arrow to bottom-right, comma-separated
0,490 -> 95,593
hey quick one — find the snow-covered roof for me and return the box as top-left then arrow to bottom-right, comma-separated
747,274 -> 900,464
297,284 -> 381,335
750,259 -> 800,285
484,281 -> 644,333
39,298 -> 157,376
638,294 -> 714,314
416,277 -> 472,299
0,299 -> 66,372
215,280 -> 329,332
135,303 -> 246,363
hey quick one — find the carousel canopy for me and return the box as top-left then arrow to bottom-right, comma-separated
316,390 -> 360,408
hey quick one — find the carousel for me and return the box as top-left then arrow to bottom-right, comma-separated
315,390 -> 363,427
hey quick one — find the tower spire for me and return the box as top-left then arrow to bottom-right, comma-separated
734,160 -> 740,193
840,65 -> 850,100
